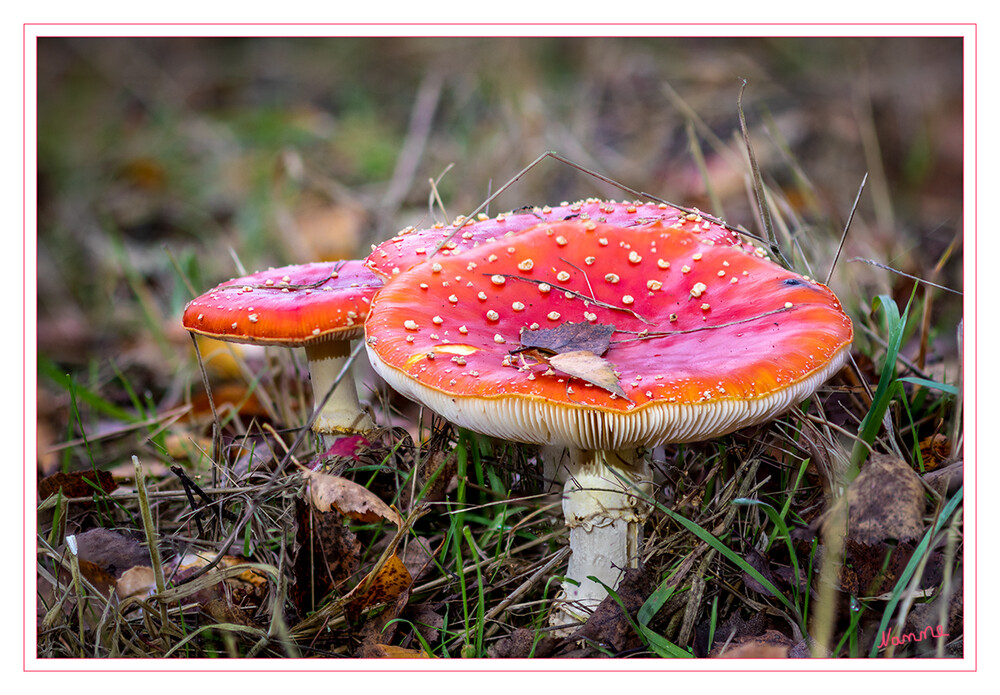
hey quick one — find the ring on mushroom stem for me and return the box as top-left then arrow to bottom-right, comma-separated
364,218 -> 853,629
183,260 -> 383,443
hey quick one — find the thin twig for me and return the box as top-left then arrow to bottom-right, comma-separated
427,150 -> 559,260
737,79 -> 789,268
427,163 -> 454,223
847,257 -> 963,296
826,172 -> 868,285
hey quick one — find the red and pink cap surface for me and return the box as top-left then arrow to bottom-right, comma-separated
365,199 -> 744,280
183,260 -> 383,347
364,219 -> 852,450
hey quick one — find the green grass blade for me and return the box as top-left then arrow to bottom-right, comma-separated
733,497 -> 801,604
656,502 -> 800,620
593,578 -> 692,658
851,293 -> 912,473
897,376 -> 959,395
637,576 -> 677,626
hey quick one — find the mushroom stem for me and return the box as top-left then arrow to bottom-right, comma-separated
554,448 -> 652,626
305,340 -> 374,437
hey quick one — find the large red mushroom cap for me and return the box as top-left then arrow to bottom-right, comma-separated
364,220 -> 852,449
365,199 -> 744,281
183,260 -> 382,346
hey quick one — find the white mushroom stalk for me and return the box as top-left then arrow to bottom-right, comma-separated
305,339 -> 375,436
558,448 -> 652,620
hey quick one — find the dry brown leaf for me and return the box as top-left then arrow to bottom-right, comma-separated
290,497 -> 362,616
740,545 -> 782,597
919,433 -> 952,471
38,470 -> 117,500
343,551 -> 412,624
547,350 -> 628,400
568,566 -> 653,653
116,565 -> 156,599
839,538 -> 919,596
823,453 -> 926,544
519,322 -> 615,356
363,644 -> 434,658
488,627 -> 558,658
305,471 -> 402,526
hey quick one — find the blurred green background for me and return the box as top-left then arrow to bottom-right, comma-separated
36,35 -> 964,389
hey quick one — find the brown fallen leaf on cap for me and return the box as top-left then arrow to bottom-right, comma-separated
548,350 -> 629,400
519,321 -> 615,356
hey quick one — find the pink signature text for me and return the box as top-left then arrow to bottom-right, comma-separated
878,625 -> 949,650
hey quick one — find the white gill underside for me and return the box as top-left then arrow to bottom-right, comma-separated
366,343 -> 850,449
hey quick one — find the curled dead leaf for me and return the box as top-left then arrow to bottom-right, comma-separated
548,350 -> 629,400
822,453 -> 926,544
305,471 -> 402,526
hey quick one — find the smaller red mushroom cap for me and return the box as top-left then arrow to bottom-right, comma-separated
364,220 -> 853,450
183,260 -> 383,346
365,199 -> 744,280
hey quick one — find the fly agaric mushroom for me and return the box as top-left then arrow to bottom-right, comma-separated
364,219 -> 852,625
365,198 -> 743,281
183,260 -> 382,438
366,200 -> 746,491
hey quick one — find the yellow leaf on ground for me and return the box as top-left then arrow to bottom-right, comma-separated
344,551 -> 412,623
365,644 -> 434,658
